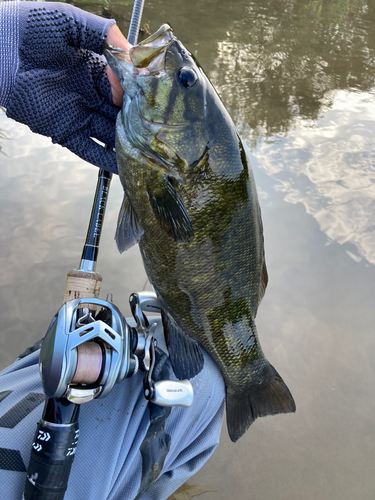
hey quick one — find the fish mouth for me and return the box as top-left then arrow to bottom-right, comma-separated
103,24 -> 175,79
130,24 -> 175,69
104,24 -> 187,128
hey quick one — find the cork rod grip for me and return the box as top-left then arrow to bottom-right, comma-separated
62,270 -> 102,304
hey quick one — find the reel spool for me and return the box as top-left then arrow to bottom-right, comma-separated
40,292 -> 193,408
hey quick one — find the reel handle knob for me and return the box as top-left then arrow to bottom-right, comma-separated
151,380 -> 193,408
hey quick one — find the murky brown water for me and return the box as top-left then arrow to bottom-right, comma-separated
1,0 -> 375,498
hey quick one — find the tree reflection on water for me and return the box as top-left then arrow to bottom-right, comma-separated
1,2 -> 375,499
208,0 -> 375,144
68,0 -> 375,144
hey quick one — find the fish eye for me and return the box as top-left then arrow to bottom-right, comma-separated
177,67 -> 198,88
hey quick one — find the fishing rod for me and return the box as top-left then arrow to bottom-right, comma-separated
23,2 -> 193,498
22,166 -> 113,500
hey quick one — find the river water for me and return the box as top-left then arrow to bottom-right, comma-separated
1,0 -> 374,499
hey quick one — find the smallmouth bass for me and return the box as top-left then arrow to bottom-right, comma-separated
104,25 -> 295,442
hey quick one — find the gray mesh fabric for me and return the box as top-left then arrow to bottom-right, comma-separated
0,318 -> 225,499
5,2 -> 119,173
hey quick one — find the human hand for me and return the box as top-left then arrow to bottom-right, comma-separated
106,25 -> 132,107
6,2 -> 129,173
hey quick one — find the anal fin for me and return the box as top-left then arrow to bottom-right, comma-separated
161,310 -> 204,380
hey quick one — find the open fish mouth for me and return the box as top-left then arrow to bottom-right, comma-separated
103,24 -> 175,77
104,24 -> 188,129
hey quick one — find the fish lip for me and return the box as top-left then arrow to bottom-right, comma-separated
104,33 -> 175,82
103,43 -> 139,78
129,24 -> 175,69
104,23 -> 175,75
105,25 -> 186,127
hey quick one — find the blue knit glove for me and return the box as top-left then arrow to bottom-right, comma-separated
6,2 -> 119,174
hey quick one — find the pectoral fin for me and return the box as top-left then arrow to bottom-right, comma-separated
147,177 -> 194,242
162,311 -> 204,380
115,194 -> 144,253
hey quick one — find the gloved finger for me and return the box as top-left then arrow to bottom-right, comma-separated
96,97 -> 120,122
59,4 -> 116,55
89,114 -> 117,149
18,3 -> 116,56
59,132 -> 118,174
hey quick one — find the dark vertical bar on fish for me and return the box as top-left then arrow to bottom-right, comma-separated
127,0 -> 145,45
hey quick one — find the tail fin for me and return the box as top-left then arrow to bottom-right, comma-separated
226,363 -> 296,442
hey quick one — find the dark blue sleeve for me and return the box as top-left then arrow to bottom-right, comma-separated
0,1 -> 20,108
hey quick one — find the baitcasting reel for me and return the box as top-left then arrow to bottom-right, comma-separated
39,291 -> 193,408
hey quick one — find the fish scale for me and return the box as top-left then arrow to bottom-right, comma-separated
104,24 -> 295,442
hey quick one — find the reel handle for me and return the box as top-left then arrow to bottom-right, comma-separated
153,380 -> 194,408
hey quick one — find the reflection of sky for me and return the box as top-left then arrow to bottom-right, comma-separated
249,90 -> 375,265
0,109 -> 147,370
